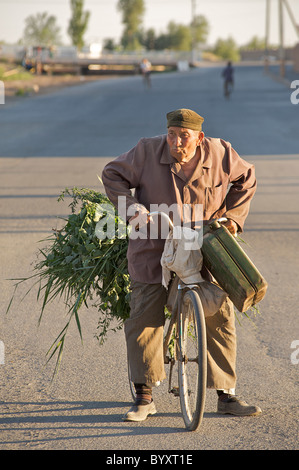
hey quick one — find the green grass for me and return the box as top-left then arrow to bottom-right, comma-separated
0,63 -> 33,81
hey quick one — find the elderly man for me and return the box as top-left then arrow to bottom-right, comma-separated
102,108 -> 261,422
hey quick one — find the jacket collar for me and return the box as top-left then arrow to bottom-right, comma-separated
200,138 -> 212,169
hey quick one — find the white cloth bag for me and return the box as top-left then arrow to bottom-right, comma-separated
161,226 -> 203,288
160,226 -> 227,317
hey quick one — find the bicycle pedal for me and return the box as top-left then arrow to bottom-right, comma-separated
169,387 -> 180,397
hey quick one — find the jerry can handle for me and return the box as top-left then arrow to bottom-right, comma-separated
211,217 -> 237,238
209,217 -> 227,230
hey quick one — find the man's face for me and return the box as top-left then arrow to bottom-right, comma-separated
167,127 -> 204,163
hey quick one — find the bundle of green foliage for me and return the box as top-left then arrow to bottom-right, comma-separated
7,187 -> 131,374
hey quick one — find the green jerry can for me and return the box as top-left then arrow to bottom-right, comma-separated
202,220 -> 268,313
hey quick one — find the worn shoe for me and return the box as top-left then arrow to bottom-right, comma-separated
217,395 -> 262,416
124,400 -> 157,422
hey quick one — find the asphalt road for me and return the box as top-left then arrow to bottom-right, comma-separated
0,65 -> 298,453
0,64 -> 298,157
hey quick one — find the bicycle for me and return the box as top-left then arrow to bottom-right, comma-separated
128,212 -> 207,431
224,79 -> 233,99
142,71 -> 151,89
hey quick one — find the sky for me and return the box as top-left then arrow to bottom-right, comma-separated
0,0 -> 299,48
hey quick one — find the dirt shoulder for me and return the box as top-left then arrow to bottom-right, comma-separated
2,73 -> 121,104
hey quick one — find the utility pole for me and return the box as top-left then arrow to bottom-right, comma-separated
282,0 -> 299,39
191,0 -> 196,65
265,0 -> 270,72
278,0 -> 285,77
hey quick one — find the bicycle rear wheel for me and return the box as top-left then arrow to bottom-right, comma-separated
178,288 -> 207,431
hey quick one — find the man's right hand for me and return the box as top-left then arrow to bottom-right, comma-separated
129,209 -> 153,231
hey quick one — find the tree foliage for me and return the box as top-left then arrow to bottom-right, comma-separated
191,15 -> 209,46
117,0 -> 145,50
110,0 -> 210,52
166,22 -> 191,51
213,36 -> 240,62
241,35 -> 266,51
141,15 -> 209,52
68,0 -> 90,50
23,12 -> 62,46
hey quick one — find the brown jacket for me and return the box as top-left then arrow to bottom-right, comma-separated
102,135 -> 256,283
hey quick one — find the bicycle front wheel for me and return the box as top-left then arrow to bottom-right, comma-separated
178,288 -> 207,431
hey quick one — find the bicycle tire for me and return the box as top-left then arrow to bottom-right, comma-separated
178,288 -> 207,431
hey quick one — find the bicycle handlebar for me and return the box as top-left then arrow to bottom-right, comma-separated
148,211 -> 174,228
148,211 -> 228,229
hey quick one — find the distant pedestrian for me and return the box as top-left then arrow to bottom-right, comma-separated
222,61 -> 234,98
140,58 -> 152,89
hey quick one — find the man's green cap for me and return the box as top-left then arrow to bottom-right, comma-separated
166,108 -> 204,131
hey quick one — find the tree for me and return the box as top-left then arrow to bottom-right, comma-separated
213,37 -> 240,62
167,22 -> 191,51
68,0 -> 90,51
191,15 -> 209,47
23,12 -> 62,46
117,0 -> 145,50
141,15 -> 209,52
142,28 -> 156,51
241,35 -> 266,51
103,38 -> 118,52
